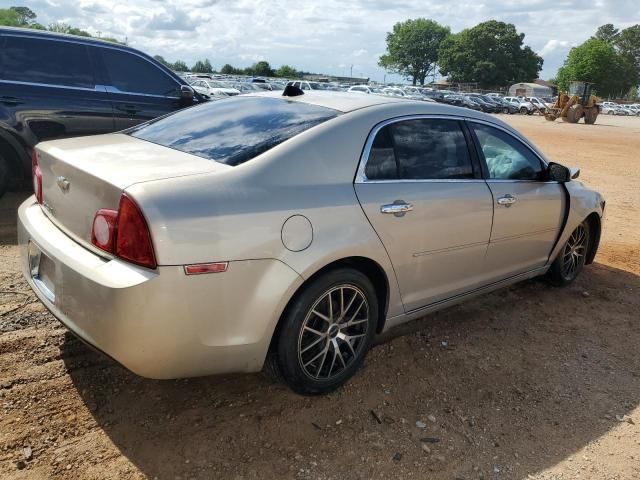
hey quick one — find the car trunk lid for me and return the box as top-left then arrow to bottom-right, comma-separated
36,133 -> 229,247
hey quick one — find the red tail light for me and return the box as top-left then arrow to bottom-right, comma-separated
31,150 -> 42,204
90,194 -> 157,269
115,194 -> 156,269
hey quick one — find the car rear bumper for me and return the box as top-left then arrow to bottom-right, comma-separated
18,197 -> 303,379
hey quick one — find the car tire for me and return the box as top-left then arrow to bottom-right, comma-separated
272,268 -> 378,395
0,154 -> 11,199
519,107 -> 528,114
547,221 -> 590,286
503,107 -> 509,114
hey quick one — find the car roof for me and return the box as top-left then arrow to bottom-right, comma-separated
246,91 -> 514,126
249,91 -> 406,113
0,26 -> 139,54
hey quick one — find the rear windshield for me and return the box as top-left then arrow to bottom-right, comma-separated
129,96 -> 340,166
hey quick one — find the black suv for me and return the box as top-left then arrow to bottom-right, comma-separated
0,27 -> 204,196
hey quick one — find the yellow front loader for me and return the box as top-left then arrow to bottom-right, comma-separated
544,81 -> 599,124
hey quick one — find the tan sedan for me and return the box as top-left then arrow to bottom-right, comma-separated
19,91 -> 605,394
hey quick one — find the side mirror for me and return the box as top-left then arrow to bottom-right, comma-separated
180,85 -> 195,100
547,162 -> 571,182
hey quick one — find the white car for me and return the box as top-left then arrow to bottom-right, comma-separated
504,97 -> 534,115
601,103 -> 618,115
286,80 -> 330,91
526,97 -> 549,113
190,79 -> 240,99
348,85 -> 374,94
381,87 -> 424,101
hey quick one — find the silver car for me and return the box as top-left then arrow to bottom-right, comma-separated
18,92 -> 605,394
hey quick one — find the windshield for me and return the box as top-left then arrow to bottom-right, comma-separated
129,97 -> 340,167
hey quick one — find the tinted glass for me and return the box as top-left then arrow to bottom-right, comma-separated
1,36 -> 94,88
365,124 -> 398,180
472,123 -> 544,180
366,119 -> 473,180
101,48 -> 178,96
129,97 -> 339,166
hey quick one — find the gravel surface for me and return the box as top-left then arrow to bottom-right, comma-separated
1,114 -> 639,479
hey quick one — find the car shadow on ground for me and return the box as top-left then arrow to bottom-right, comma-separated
62,262 -> 640,479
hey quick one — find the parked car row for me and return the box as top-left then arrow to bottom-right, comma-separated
601,101 -> 640,116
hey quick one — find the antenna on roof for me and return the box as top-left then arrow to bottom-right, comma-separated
282,85 -> 304,97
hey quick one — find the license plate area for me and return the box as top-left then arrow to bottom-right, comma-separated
28,241 -> 56,303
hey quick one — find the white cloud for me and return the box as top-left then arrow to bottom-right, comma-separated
23,0 -> 640,82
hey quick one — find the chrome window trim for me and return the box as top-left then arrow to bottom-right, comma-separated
355,114 -> 479,184
102,85 -> 180,99
0,79 -> 104,92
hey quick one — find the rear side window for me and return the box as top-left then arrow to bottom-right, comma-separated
366,119 -> 474,180
0,36 -> 94,88
129,97 -> 340,166
100,48 -> 179,96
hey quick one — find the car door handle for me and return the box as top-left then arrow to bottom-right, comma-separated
380,202 -> 413,215
0,96 -> 23,105
497,194 -> 517,207
116,105 -> 140,114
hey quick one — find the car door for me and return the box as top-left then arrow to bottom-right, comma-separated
354,117 -> 494,312
469,121 -> 565,280
0,34 -> 115,146
96,46 -> 190,130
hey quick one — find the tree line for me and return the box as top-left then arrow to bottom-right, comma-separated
0,6 -> 122,43
152,57 -> 302,78
379,17 -> 639,98
379,19 -> 542,88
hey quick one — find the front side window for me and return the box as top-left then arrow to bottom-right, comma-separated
365,119 -> 474,180
100,48 -> 179,96
0,36 -> 94,88
471,123 -> 544,180
129,97 -> 340,166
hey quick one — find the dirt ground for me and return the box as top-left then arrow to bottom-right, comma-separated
1,114 -> 639,480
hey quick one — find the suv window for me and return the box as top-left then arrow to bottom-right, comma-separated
471,123 -> 544,180
366,119 -> 474,180
129,97 -> 340,166
100,48 -> 179,96
1,36 -> 94,88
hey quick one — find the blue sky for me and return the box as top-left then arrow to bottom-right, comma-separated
6,0 -> 639,82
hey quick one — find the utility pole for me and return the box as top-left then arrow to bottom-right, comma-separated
350,65 -> 353,79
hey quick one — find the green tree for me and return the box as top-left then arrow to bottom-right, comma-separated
249,61 -> 274,77
593,24 -> 619,43
0,8 -> 22,26
9,6 -> 36,25
555,38 -> 638,98
275,65 -> 299,78
172,60 -> 189,72
48,23 -> 91,37
378,18 -> 450,85
438,20 -> 543,88
615,25 -> 640,72
191,59 -> 213,73
220,64 -> 236,74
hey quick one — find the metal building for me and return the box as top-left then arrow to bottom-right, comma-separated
508,82 -> 553,97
